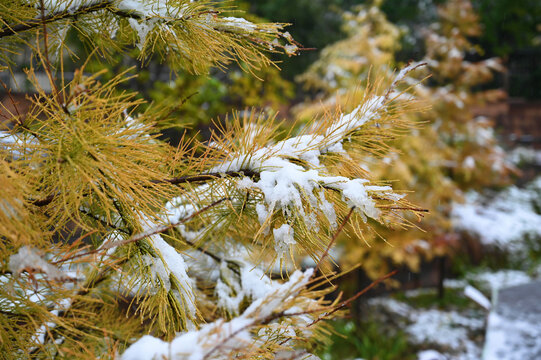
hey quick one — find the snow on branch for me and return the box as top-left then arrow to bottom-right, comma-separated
1,0 -> 300,72
8,246 -> 66,281
190,72 -> 416,259
121,268 -> 317,360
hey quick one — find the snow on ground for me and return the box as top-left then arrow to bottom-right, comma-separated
417,349 -> 446,360
407,309 -> 484,357
367,267 -> 538,360
484,311 -> 541,360
368,292 -> 485,360
507,146 -> 541,166
483,280 -> 541,360
467,269 -> 532,293
452,177 -> 541,255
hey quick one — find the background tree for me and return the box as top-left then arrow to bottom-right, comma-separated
295,0 -> 513,280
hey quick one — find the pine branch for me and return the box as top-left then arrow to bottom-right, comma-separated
0,0 -> 113,39
150,169 -> 260,185
31,170 -> 259,207
53,197 -> 231,265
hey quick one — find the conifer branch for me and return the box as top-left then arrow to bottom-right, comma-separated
151,169 -> 260,185
32,170 -> 258,207
308,269 -> 399,327
53,197 -> 231,265
0,0 -> 113,39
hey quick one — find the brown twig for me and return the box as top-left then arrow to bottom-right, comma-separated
150,169 -> 260,185
314,206 -> 355,274
38,0 -> 59,100
32,170 -> 259,207
308,269 -> 398,327
378,206 -> 429,212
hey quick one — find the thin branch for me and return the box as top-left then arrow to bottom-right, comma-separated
314,206 -> 355,273
308,269 -> 398,327
378,206 -> 429,212
150,169 -> 260,185
32,170 -> 260,207
38,0 -> 60,105
0,1 -> 114,39
79,208 -> 130,235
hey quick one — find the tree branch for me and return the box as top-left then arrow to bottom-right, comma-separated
314,206 -> 355,274
32,170 -> 260,207
0,1 -> 114,39
150,169 -> 260,185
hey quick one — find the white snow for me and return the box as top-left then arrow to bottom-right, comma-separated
121,268 -> 315,360
143,234 -> 197,315
464,285 -> 491,310
273,224 -> 296,257
407,309 -> 484,360
369,296 -> 484,360
508,147 -> 541,166
220,17 -> 257,33
33,0 -> 87,15
116,0 -> 186,50
483,311 -> 541,360
205,98 -> 405,256
8,246 -> 66,281
468,269 -> 531,293
417,350 -> 446,360
452,178 -> 541,254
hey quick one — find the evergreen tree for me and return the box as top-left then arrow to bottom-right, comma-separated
0,0 -> 422,358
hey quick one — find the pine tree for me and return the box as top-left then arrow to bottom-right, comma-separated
0,0 -> 422,358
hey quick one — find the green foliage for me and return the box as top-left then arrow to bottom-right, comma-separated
320,320 -> 415,360
393,287 -> 471,310
473,0 -> 541,57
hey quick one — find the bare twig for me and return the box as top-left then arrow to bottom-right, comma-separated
314,206 -> 355,273
308,269 -> 398,327
38,0 -> 60,103
150,169 -> 260,185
